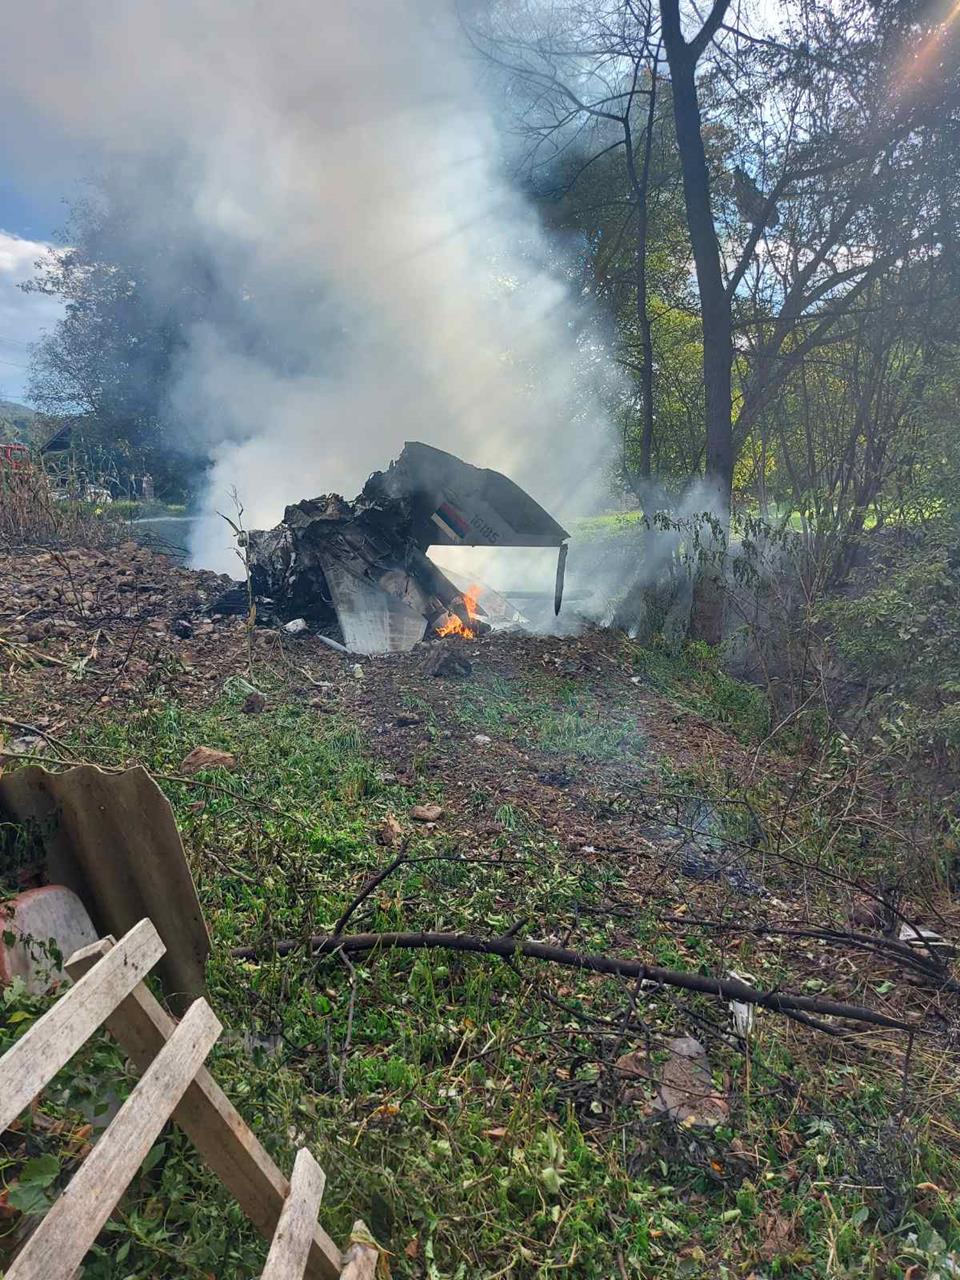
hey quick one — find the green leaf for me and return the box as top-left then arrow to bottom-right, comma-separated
540,1166 -> 563,1195
8,1182 -> 51,1215
7,1010 -> 33,1025
140,1142 -> 165,1175
851,1206 -> 870,1228
20,1154 -> 59,1187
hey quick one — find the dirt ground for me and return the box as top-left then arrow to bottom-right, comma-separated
0,541 -> 781,899
1,540 -> 953,966
5,540 -> 960,1278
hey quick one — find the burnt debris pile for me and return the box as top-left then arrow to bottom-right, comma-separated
228,442 -> 569,655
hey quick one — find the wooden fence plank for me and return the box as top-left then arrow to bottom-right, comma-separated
66,941 -> 343,1280
338,1223 -> 380,1280
261,1147 -> 327,1280
8,997 -> 221,1280
0,919 -> 164,1133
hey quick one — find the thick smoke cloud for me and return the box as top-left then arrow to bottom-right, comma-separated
2,0 -> 624,572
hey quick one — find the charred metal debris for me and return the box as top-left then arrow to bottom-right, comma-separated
217,442 -> 569,655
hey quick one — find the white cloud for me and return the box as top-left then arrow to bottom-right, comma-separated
0,229 -> 62,403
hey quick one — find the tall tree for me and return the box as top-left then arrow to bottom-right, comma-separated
658,0 -> 733,498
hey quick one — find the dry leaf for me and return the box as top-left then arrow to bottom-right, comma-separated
758,1212 -> 796,1261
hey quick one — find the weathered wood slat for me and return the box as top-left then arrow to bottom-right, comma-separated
66,941 -> 343,1280
261,1147 -> 327,1280
8,996 -> 221,1280
338,1223 -> 381,1280
0,919 -> 164,1133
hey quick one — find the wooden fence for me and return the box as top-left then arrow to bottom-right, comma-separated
0,918 -> 380,1280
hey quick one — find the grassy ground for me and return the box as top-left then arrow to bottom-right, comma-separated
2,624 -> 960,1277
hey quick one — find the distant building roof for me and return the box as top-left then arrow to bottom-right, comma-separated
38,421 -> 76,453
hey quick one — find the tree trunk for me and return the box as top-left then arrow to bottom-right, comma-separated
660,4 -> 733,645
660,16 -> 734,504
622,58 -> 659,485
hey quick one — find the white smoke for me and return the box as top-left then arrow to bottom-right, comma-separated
1,0 -> 624,572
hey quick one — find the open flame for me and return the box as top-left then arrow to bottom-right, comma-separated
434,587 -> 481,639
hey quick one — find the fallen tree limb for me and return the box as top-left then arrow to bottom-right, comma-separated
655,915 -> 960,990
230,929 -> 912,1032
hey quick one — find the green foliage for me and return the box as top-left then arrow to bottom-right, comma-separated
630,639 -> 771,742
818,517 -> 960,766
1,667 -> 957,1276
0,399 -> 40,444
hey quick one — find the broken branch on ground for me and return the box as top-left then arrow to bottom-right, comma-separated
230,928 -> 913,1033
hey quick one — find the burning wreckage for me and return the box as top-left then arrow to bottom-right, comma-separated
228,442 -> 569,655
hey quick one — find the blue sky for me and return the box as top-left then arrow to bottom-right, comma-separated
0,125 -> 78,404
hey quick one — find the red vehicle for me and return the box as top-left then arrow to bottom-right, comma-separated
0,443 -> 32,470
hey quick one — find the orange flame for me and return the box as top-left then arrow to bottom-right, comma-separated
435,614 -> 474,638
435,587 -> 482,639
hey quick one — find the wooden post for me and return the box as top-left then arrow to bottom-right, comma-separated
261,1147 -> 326,1280
0,920 -> 164,1132
65,939 -> 342,1280
338,1222 -> 381,1280
8,998 -> 221,1280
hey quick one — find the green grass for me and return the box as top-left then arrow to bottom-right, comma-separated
628,638 -> 772,742
456,671 -> 647,762
2,671 -> 959,1277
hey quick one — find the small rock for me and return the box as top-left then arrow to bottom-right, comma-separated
657,1037 -> 729,1128
410,803 -> 444,823
377,814 -> 404,846
171,618 -> 194,639
180,746 -> 237,775
396,713 -> 423,727
350,663 -> 364,679
242,690 -> 266,714
283,618 -> 308,634
473,734 -> 492,746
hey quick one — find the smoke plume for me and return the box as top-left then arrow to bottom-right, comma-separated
2,0 -> 623,572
